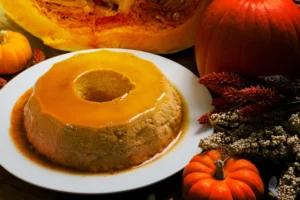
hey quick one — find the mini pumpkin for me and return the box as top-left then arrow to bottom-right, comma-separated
182,150 -> 264,200
0,30 -> 32,74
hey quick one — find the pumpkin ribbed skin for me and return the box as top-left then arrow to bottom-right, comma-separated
0,0 -> 212,54
0,30 -> 32,74
182,150 -> 264,200
195,0 -> 300,78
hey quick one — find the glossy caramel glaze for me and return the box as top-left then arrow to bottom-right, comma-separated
31,50 -> 167,127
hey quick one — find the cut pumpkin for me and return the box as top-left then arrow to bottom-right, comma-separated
0,0 -> 212,53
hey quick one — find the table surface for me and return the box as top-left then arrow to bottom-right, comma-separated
0,7 -> 200,199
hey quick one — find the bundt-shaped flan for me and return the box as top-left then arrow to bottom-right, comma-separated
24,50 -> 183,172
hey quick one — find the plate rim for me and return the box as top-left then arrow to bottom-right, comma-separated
0,48 -> 213,194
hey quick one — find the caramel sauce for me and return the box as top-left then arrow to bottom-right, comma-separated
10,87 -> 188,175
34,51 -> 168,127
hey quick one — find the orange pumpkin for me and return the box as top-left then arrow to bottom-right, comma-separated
182,150 -> 264,200
0,30 -> 32,74
195,0 -> 300,78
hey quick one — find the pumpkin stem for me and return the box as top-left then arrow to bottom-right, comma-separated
214,160 -> 226,180
0,30 -> 7,44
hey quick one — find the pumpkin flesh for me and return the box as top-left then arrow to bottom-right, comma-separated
0,0 -> 212,53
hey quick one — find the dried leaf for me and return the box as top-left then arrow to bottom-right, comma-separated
32,49 -> 46,64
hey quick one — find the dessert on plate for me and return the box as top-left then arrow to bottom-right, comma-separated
24,50 -> 183,172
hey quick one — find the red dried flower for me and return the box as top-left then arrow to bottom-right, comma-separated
0,78 -> 7,89
32,49 -> 46,64
215,86 -> 283,108
212,87 -> 242,108
239,103 -> 273,118
198,112 -> 211,124
198,72 -> 246,95
198,111 -> 217,124
238,86 -> 283,105
211,97 -> 234,111
198,72 -> 245,88
198,72 -> 289,122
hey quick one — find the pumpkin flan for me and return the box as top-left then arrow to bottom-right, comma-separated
24,50 -> 183,172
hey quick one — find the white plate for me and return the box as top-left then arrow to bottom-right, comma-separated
0,48 -> 213,194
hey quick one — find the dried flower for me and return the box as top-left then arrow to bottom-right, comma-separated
198,112 -> 212,124
198,72 -> 246,95
278,164 -> 300,200
239,87 -> 283,104
209,110 -> 242,130
211,87 -> 240,110
0,78 -> 7,89
239,102 -> 274,118
32,49 -> 46,64
198,73 -> 299,122
213,87 -> 283,111
287,135 -> 300,161
288,113 -> 300,135
259,75 -> 297,97
198,72 -> 245,88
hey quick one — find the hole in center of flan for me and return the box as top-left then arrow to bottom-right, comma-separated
74,69 -> 135,103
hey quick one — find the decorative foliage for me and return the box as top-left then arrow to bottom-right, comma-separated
198,72 -> 300,199
0,78 -> 7,89
198,72 -> 244,87
278,163 -> 300,200
199,72 -> 300,123
32,49 -> 46,65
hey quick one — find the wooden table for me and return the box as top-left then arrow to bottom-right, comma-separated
0,7 -> 200,199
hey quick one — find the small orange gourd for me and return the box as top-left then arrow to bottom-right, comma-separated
0,30 -> 32,74
182,150 -> 264,200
